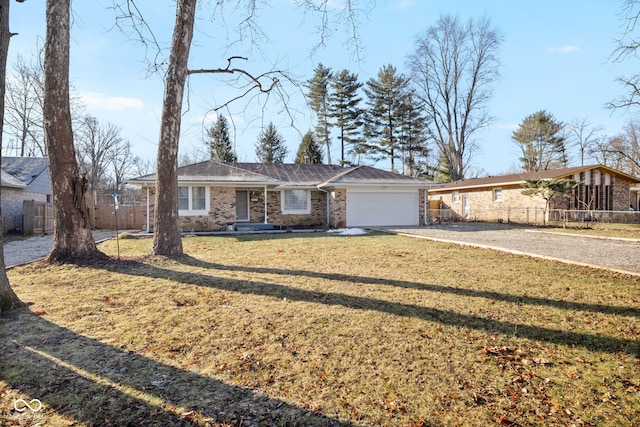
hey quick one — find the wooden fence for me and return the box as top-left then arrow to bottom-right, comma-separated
22,200 -> 54,236
91,203 -> 145,230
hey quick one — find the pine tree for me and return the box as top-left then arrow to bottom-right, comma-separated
306,63 -> 333,164
363,64 -> 410,172
512,110 -> 567,172
255,122 -> 287,163
206,114 -> 237,162
329,69 -> 363,166
397,91 -> 430,177
295,131 -> 323,164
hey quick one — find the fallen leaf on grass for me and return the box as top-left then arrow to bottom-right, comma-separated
33,310 -> 47,316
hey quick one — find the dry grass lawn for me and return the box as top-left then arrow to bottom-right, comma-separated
1,232 -> 639,426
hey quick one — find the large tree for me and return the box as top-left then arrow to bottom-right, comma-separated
567,117 -> 603,166
255,122 -> 287,163
295,131 -> 323,164
76,115 -> 127,192
512,110 -> 568,172
609,0 -> 640,110
408,15 -> 502,181
44,0 -> 102,262
307,63 -> 333,164
397,91 -> 430,177
363,64 -> 410,172
0,0 -> 24,312
206,114 -> 237,162
115,0 -> 376,256
4,53 -> 45,157
329,69 -> 362,166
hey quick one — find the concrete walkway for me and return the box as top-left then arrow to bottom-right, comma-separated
377,223 -> 640,277
3,230 -> 117,268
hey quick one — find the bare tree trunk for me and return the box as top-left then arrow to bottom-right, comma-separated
44,0 -> 101,262
0,0 -> 24,312
151,0 -> 196,256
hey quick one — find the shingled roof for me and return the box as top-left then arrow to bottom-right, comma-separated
430,165 -> 640,192
129,161 -> 432,188
1,157 -> 49,188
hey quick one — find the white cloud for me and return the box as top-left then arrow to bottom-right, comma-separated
545,45 -> 580,54
81,92 -> 145,111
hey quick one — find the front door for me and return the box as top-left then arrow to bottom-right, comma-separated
462,195 -> 470,219
236,190 -> 249,221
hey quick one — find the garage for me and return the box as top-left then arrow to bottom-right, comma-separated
346,189 -> 419,227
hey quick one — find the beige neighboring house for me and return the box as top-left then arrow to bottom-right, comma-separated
128,161 -> 436,232
428,165 -> 640,224
1,157 -> 52,233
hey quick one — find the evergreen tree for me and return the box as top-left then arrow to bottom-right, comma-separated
255,122 -> 287,163
295,131 -> 323,164
397,91 -> 430,177
329,69 -> 363,166
363,64 -> 410,172
206,114 -> 237,162
512,110 -> 567,172
306,63 -> 333,164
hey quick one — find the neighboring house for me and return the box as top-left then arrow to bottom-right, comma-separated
1,157 -> 52,233
128,161 -> 435,232
428,165 -> 640,223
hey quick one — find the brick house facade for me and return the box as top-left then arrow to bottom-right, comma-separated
429,165 -> 640,224
131,161 -> 433,232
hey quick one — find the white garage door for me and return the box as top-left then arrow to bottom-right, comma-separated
346,190 -> 419,227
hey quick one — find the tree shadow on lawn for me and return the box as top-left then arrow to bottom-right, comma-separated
0,309 -> 352,426
103,257 -> 639,357
177,256 -> 640,320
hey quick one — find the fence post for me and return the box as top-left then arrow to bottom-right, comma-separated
22,200 -> 35,236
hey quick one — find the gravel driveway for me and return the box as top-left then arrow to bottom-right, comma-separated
3,230 -> 117,267
378,223 -> 640,277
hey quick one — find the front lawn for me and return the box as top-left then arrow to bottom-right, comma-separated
1,233 -> 639,426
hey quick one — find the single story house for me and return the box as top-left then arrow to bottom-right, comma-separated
128,161 -> 436,232
1,157 -> 51,233
428,165 -> 640,223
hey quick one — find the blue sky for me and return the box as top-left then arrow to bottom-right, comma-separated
8,0 -> 639,176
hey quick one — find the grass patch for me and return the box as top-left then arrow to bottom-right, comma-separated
1,233 -> 639,426
545,222 -> 640,239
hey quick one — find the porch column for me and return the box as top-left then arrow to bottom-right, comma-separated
264,185 -> 268,224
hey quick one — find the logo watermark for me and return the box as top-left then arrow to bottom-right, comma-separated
10,398 -> 44,424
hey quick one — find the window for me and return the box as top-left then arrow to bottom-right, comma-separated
178,186 -> 209,215
452,192 -> 460,203
178,187 -> 189,210
492,188 -> 503,202
281,189 -> 310,214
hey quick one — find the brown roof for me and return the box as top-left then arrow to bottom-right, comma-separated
129,161 -> 433,188
430,165 -> 640,192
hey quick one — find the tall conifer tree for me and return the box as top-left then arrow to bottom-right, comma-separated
295,131 -> 323,164
397,91 -> 430,177
306,63 -> 333,164
329,69 -> 363,166
206,114 -> 237,162
255,122 -> 287,163
363,64 -> 409,172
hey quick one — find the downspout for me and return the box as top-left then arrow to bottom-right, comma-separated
264,185 -> 268,224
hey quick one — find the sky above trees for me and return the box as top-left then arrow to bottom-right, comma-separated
7,0 -> 640,176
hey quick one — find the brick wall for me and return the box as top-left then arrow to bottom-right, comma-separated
142,186 -> 330,232
438,185 -> 547,223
